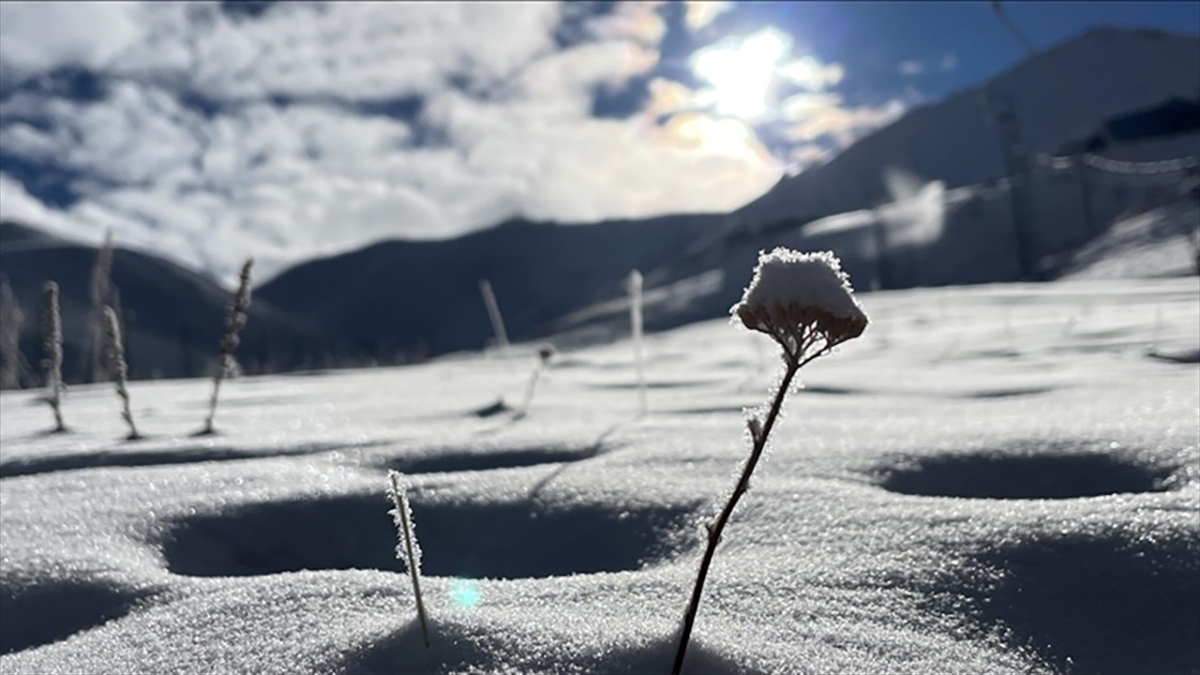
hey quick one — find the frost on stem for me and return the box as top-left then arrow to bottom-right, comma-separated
673,248 -> 867,675
103,306 -> 139,439
203,258 -> 253,434
387,471 -> 430,648
42,281 -> 65,432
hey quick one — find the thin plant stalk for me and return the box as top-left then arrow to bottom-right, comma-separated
86,229 -> 114,383
629,269 -> 646,414
103,306 -> 139,439
673,248 -> 867,675
388,471 -> 430,648
42,281 -> 65,432
517,365 -> 542,416
479,279 -> 509,353
515,345 -> 554,419
673,349 -> 824,675
204,259 -> 253,434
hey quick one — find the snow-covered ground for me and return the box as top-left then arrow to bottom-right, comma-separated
1061,200 -> 1200,280
1,277 -> 1197,674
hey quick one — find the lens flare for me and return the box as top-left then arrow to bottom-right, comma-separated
449,578 -> 481,609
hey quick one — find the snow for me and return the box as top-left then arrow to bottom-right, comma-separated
1061,200 -> 1200,280
733,249 -> 866,325
1,277 -> 1198,674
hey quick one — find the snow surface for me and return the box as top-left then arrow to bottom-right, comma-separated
1,278 -> 1198,675
1061,200 -> 1200,280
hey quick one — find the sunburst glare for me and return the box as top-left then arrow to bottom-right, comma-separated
691,27 -> 791,119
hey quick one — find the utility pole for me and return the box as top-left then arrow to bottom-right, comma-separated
979,87 -> 1038,279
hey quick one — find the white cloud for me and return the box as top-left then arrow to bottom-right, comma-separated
788,144 -> 833,169
684,1 -> 733,32
644,77 -> 697,117
588,1 -> 667,47
122,2 -> 562,101
940,53 -> 958,72
898,60 -> 924,76
782,93 -> 907,148
0,174 -> 89,239
0,1 -> 144,79
0,1 -> 786,285
425,92 -> 776,224
11,81 -> 204,187
777,56 -> 845,91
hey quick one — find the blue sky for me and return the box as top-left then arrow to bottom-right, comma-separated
748,1 -> 1200,99
0,1 -> 1195,284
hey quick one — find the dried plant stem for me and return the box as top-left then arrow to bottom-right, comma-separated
204,259 -> 253,434
389,472 -> 430,648
479,279 -> 509,353
86,229 -> 114,383
679,247 -> 867,674
103,306 -> 138,439
42,282 -> 65,432
629,270 -> 646,414
672,353 -> 805,675
516,363 -> 544,418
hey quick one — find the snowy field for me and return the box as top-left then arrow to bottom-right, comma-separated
1,278 -> 1198,675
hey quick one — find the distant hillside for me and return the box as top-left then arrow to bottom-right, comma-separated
256,214 -> 723,359
0,221 -> 335,386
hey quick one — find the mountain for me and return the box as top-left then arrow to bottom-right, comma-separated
255,214 -> 725,359
0,221 -> 335,387
729,27 -> 1200,238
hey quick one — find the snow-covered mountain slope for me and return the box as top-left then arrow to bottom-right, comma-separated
1060,199 -> 1200,279
733,27 -> 1200,234
1,277 -> 1197,674
554,175 -> 1200,345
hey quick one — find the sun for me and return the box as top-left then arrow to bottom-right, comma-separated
691,27 -> 790,120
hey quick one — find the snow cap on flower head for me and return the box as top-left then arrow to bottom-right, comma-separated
731,248 -> 868,357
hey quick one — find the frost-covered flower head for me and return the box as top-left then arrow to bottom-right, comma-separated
731,248 -> 868,361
